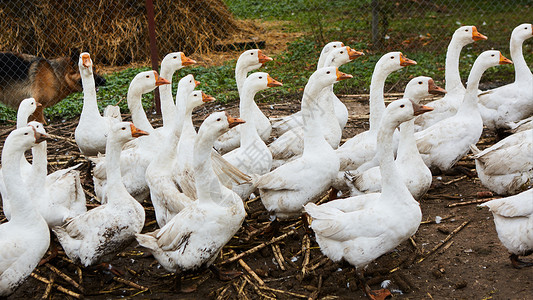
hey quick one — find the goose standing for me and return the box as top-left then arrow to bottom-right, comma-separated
0,125 -> 50,296
414,26 -> 487,131
256,67 -> 351,220
479,188 -> 533,268
53,122 -> 148,266
75,52 -> 121,156
136,112 -> 246,288
478,23 -> 533,131
271,41 -> 347,135
304,98 -> 433,299
222,72 -> 283,199
346,76 -> 444,199
214,49 -> 273,154
415,51 -> 512,172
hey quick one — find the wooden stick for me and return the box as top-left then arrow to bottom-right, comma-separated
447,198 -> 496,207
41,274 -> 55,299
218,229 -> 297,265
113,276 -> 149,291
258,285 -> 308,299
238,259 -> 264,286
442,175 -> 467,185
271,244 -> 286,271
307,257 -> 330,272
30,273 -> 82,299
45,263 -> 84,293
420,215 -> 454,224
301,235 -> 311,276
242,275 -> 276,300
417,221 -> 470,264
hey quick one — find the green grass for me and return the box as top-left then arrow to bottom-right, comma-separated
0,1 -> 530,122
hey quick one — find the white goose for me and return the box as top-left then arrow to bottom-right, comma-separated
75,52 -> 121,156
506,116 -> 533,134
214,49 -> 273,154
414,26 -> 488,131
478,23 -> 533,131
136,112 -> 246,286
268,46 -> 363,164
256,67 -> 351,220
271,41 -> 346,135
0,125 -> 50,296
415,51 -> 512,172
479,188 -> 533,268
470,128 -> 533,195
346,77 -> 444,199
53,122 -> 148,266
91,71 -> 170,202
333,52 -> 417,188
304,98 -> 432,299
147,89 -> 215,227
222,72 -> 283,199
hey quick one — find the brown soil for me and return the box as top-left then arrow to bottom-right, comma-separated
1,94 -> 532,300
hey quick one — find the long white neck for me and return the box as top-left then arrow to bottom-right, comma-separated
236,63 -> 259,96
510,33 -> 532,83
159,65 -> 178,126
16,108 -> 32,129
444,36 -> 468,94
369,65 -> 390,132
239,86 -> 260,147
2,143 -> 41,222
193,128 -> 224,205
457,59 -> 488,115
181,104 -> 197,139
396,119 -> 418,161
105,136 -> 130,203
127,86 -> 155,134
302,83 -> 332,156
30,141 -> 47,194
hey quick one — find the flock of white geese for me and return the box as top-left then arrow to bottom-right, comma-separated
0,23 -> 532,298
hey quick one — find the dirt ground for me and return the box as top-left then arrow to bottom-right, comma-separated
1,92 -> 532,300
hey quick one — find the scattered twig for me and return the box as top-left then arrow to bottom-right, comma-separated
113,276 -> 149,291
301,234 -> 311,277
242,275 -> 276,300
45,263 -> 84,293
41,274 -> 55,300
238,259 -> 264,286
258,285 -> 308,298
447,198 -> 497,207
31,272 -> 81,299
417,221 -> 470,264
443,175 -> 467,185
271,244 -> 287,271
421,215 -> 454,224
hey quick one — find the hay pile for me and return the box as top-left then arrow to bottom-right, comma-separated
0,0 -> 246,65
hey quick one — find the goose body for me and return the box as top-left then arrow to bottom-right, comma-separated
414,26 -> 488,131
256,67 -> 350,219
415,51 -> 512,172
136,112 -> 246,273
0,125 -> 50,296
53,122 -> 147,266
470,129 -> 533,195
478,23 -> 533,130
214,50 -> 273,154
347,77 -> 444,199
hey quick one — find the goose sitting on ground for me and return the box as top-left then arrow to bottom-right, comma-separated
136,112 -> 246,290
478,23 -> 533,131
479,188 -> 533,268
53,122 -> 148,267
304,98 -> 433,299
0,125 -> 50,296
414,25 -> 487,131
470,128 -> 533,195
415,50 -> 512,173
256,67 -> 351,220
222,72 -> 282,199
346,76 -> 444,199
214,49 -> 273,154
75,52 -> 121,156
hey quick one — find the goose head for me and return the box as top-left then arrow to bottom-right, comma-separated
17,98 -> 41,128
78,52 -> 94,76
238,49 -> 273,72
317,41 -> 345,68
198,111 -> 245,141
404,76 -> 446,104
129,71 -> 170,95
453,25 -> 487,46
376,52 -> 417,75
468,50 -> 512,82
385,98 -> 434,128
187,90 -> 216,110
176,74 -> 200,103
109,122 -> 149,145
243,72 -> 283,95
512,23 -> 533,42
307,66 -> 353,94
27,121 -> 46,135
4,125 -> 48,155
324,46 -> 364,68
161,52 -> 197,73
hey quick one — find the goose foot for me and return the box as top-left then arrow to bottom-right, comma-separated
510,254 -> 533,269
355,269 -> 391,300
209,265 -> 242,281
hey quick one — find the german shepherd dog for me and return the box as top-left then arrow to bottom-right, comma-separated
0,50 -> 106,123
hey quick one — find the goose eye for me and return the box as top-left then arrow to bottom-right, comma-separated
340,51 -> 344,54
418,81 -> 423,84
194,94 -> 197,97
216,118 -> 221,121
24,132 -> 29,135
146,75 -> 150,78
121,127 -> 126,130
400,104 -> 405,108
491,54 -> 495,57
250,52 -> 254,56
326,71 -> 331,74
333,45 -> 337,48
173,56 -> 177,59
391,56 -> 395,59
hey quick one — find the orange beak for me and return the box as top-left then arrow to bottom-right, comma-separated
225,112 -> 245,128
258,50 -> 273,64
154,71 -> 170,86
267,75 -> 283,87
30,125 -> 50,143
471,26 -> 488,41
202,92 -> 216,103
195,80 -> 201,87
412,102 -> 434,116
82,53 -> 92,68
181,53 -> 197,66
336,68 -> 353,81
36,101 -> 42,108
346,46 -> 365,60
130,123 -> 149,138
499,53 -> 513,65
428,79 -> 446,95
399,53 -> 417,66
